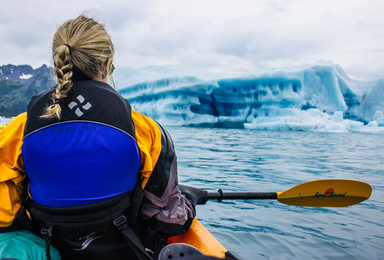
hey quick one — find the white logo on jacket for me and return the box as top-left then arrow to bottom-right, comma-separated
73,232 -> 105,251
68,95 -> 92,117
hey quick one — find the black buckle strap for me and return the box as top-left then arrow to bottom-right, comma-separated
41,226 -> 53,238
113,215 -> 128,231
113,215 -> 153,260
41,226 -> 53,260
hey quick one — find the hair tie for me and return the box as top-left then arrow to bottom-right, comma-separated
63,43 -> 71,52
53,98 -> 61,105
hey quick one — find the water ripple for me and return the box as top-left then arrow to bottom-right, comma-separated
167,126 -> 384,260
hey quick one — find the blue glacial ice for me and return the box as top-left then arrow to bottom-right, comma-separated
2,61 -> 382,134
114,61 -> 384,134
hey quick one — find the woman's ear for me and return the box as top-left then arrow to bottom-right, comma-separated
100,58 -> 113,83
101,63 -> 110,81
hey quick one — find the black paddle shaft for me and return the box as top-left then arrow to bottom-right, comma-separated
179,184 -> 277,204
207,190 -> 277,202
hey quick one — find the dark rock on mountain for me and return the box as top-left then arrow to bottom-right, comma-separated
0,64 -> 55,116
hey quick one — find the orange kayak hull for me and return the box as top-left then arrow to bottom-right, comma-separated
168,218 -> 227,258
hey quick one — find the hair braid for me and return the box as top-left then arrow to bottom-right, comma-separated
41,45 -> 73,119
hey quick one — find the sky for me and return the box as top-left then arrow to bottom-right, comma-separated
0,0 -> 383,81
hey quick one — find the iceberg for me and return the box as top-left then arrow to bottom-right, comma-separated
0,117 -> 13,126
114,61 -> 384,134
2,61 -> 383,134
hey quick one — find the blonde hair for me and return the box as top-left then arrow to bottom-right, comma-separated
41,15 -> 115,119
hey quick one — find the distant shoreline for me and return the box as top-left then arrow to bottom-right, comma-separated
0,116 -> 14,125
0,115 -> 19,118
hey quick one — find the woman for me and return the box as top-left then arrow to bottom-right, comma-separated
0,15 -> 196,260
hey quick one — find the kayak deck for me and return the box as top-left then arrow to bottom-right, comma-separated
168,218 -> 228,259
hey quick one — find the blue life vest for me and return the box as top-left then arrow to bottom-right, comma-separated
22,81 -> 141,207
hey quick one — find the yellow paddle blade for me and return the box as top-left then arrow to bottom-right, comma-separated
277,179 -> 372,207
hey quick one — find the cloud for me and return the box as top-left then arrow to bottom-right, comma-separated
0,0 -> 383,80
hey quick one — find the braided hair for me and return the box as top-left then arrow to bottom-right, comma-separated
41,15 -> 115,119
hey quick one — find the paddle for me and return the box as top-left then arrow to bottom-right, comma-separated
179,179 -> 372,207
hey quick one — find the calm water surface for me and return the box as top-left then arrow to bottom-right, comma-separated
167,127 -> 384,260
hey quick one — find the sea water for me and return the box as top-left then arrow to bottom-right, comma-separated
167,127 -> 384,260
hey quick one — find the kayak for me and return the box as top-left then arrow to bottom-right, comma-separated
167,218 -> 242,259
0,218 -> 238,260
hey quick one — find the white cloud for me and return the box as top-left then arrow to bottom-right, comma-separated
0,0 -> 383,80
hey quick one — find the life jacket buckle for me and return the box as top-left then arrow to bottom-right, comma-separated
113,215 -> 128,231
41,226 -> 53,238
